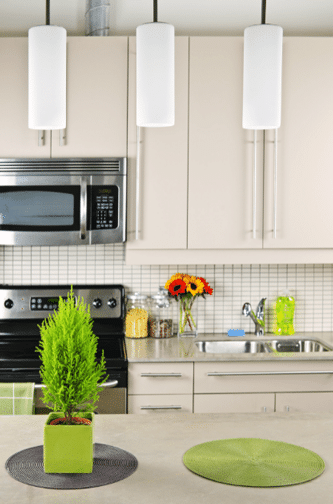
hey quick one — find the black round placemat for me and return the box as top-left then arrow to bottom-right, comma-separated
5,443 -> 138,489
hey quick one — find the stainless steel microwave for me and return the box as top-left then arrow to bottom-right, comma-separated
0,158 -> 127,246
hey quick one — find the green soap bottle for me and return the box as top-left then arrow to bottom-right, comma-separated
273,295 -> 295,335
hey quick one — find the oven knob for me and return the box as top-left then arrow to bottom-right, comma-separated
4,298 -> 14,309
108,298 -> 117,309
92,298 -> 103,309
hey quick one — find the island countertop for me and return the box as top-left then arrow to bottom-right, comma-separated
125,331 -> 333,363
1,412 -> 333,504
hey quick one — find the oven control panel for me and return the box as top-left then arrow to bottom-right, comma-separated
0,285 -> 124,320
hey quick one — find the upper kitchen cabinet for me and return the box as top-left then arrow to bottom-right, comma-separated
52,37 -> 127,158
264,37 -> 333,249
189,37 -> 333,255
126,37 -> 189,251
0,38 -> 51,158
188,37 -> 262,250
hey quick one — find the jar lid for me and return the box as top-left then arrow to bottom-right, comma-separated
151,293 -> 171,308
127,292 -> 148,301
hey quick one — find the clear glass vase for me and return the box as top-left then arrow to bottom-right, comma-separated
178,296 -> 198,337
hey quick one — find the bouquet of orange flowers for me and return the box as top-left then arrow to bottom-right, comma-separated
165,273 -> 213,336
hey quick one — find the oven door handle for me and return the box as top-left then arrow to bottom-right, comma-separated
34,379 -> 119,390
80,176 -> 88,240
98,380 -> 118,388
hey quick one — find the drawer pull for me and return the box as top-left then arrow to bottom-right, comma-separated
140,405 -> 182,410
207,371 -> 333,377
140,373 -> 183,378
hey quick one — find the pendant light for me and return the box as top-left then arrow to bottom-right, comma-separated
136,0 -> 175,127
28,0 -> 66,130
243,0 -> 283,130
243,0 -> 283,240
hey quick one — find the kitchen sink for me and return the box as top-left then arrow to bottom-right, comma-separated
266,339 -> 333,353
195,340 -> 269,354
195,338 -> 333,354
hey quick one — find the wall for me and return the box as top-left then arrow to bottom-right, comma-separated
0,243 -> 332,335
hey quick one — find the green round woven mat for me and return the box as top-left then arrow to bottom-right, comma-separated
183,438 -> 325,487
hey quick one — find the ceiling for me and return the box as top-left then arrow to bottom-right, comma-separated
0,0 -> 332,38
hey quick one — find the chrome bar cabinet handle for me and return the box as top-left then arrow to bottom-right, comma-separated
140,405 -> 182,410
252,129 -> 257,239
273,128 -> 278,239
207,371 -> 333,377
80,176 -> 88,240
140,373 -> 182,378
135,126 -> 141,240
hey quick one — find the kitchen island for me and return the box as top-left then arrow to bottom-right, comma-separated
1,412 -> 332,504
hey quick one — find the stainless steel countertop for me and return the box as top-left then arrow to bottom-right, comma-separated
125,332 -> 333,363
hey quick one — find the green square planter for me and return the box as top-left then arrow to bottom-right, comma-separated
44,412 -> 94,473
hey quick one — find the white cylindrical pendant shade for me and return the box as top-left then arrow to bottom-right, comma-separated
136,22 -> 175,127
243,24 -> 283,130
28,25 -> 67,130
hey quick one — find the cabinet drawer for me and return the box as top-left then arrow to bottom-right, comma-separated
194,393 -> 274,414
276,392 -> 333,413
194,362 -> 333,394
128,394 -> 193,414
128,362 -> 193,395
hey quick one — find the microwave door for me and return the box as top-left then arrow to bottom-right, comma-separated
0,177 -> 89,246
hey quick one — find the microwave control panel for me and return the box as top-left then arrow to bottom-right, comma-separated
90,186 -> 118,230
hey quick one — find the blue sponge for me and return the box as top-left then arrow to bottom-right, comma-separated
228,329 -> 245,337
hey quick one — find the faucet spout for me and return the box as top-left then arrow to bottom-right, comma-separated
242,298 -> 266,336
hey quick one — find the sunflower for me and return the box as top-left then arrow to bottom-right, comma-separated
181,274 -> 191,285
186,276 -> 204,296
167,279 -> 187,296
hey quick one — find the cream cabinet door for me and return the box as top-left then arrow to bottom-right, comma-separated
0,38 -> 51,158
276,392 -> 333,413
194,393 -> 274,414
264,38 -> 333,248
128,362 -> 193,395
52,37 -> 128,158
126,37 -> 188,250
188,37 -> 263,250
128,394 -> 193,414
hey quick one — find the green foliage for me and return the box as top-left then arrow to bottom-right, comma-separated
36,286 -> 108,424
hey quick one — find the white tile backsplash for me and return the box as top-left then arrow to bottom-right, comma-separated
0,243 -> 332,335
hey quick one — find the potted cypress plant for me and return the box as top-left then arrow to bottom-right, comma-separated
36,286 -> 108,473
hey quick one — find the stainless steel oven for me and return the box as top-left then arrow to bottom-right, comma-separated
0,285 -> 128,414
0,158 -> 126,246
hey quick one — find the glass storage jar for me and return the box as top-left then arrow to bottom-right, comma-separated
125,293 -> 149,338
149,288 -> 174,338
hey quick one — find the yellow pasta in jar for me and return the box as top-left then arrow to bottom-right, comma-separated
125,308 -> 148,338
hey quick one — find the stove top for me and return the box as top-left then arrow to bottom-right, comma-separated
0,285 -> 127,383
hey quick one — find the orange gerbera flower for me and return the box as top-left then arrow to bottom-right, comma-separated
167,279 -> 187,296
165,273 -> 183,290
198,277 -> 213,295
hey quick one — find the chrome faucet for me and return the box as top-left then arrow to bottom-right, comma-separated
242,298 -> 266,336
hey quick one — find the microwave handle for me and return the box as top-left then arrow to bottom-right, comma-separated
80,177 -> 88,240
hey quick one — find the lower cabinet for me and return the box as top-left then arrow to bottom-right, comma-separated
128,395 -> 193,414
275,392 -> 333,413
194,393 -> 274,414
128,362 -> 194,414
128,360 -> 333,414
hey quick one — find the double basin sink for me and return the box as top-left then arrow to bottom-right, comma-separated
195,337 -> 333,354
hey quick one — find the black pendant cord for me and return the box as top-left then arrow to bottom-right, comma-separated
153,0 -> 158,22
46,0 -> 50,25
261,0 -> 266,24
